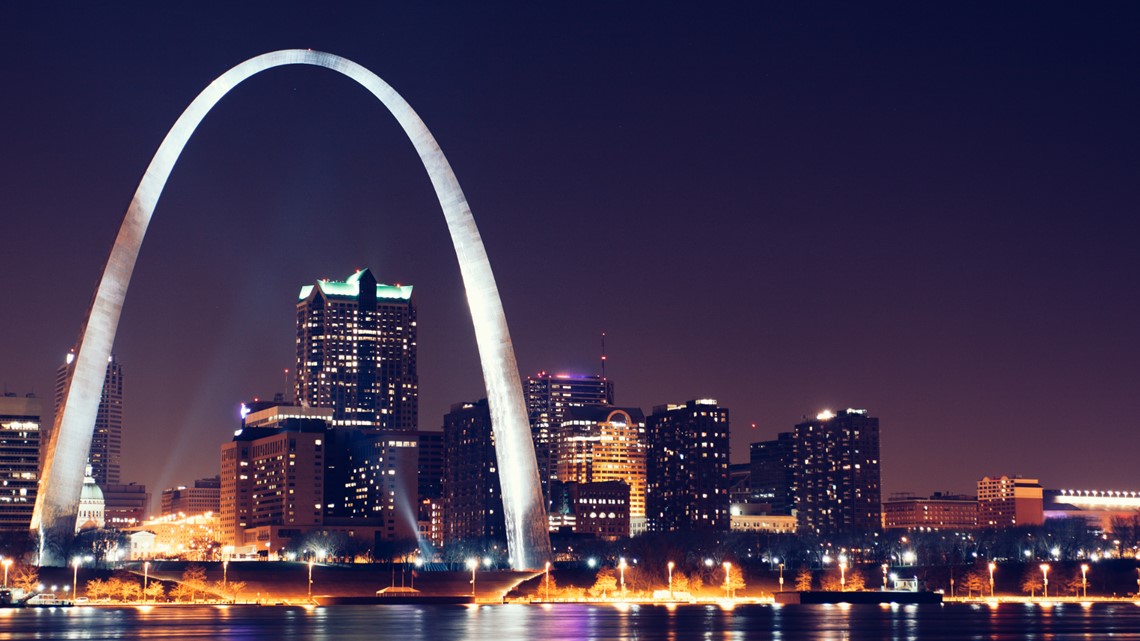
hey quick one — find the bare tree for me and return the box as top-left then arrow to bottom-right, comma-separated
795,567 -> 813,591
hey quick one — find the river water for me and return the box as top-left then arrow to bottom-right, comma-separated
3,602 -> 1139,640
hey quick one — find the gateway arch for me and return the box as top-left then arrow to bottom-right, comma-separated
33,50 -> 552,570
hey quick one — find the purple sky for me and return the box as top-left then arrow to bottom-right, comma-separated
1,3 -> 1138,501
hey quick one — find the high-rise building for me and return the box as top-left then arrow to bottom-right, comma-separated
792,409 -> 882,536
327,428 -> 418,541
646,399 -> 731,532
295,269 -> 418,431
416,430 -> 445,547
977,476 -> 1043,528
442,399 -> 504,542
161,476 -> 221,518
102,483 -> 149,528
526,372 -> 615,501
54,353 -> 123,486
749,432 -> 795,515
556,406 -> 647,534
220,406 -> 329,551
0,394 -> 41,531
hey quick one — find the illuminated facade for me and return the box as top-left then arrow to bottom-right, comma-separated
327,429 -> 418,541
882,492 -> 978,531
76,465 -> 105,532
977,475 -> 1043,528
38,50 -> 550,569
54,353 -> 122,486
296,269 -> 417,431
219,405 -> 333,549
161,477 -> 221,518
572,481 -> 630,540
646,399 -> 731,532
526,372 -> 614,501
0,395 -> 40,530
556,406 -> 646,533
792,409 -> 882,536
1046,489 -> 1140,532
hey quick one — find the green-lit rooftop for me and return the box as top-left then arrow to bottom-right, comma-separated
298,269 -> 413,301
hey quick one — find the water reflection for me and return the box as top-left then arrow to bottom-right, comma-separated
0,602 -> 1138,641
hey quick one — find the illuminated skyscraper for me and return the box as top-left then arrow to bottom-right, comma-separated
646,399 -> 731,532
0,394 -> 41,531
526,372 -> 614,500
295,268 -> 418,431
54,353 -> 122,486
556,406 -> 647,534
792,409 -> 882,536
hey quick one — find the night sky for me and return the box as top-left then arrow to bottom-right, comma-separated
2,3 -> 1138,503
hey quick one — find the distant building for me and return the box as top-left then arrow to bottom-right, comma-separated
792,409 -> 882,536
160,477 -> 221,518
54,353 -> 123,486
728,463 -> 752,505
295,269 -> 418,431
220,402 -> 409,554
977,476 -> 1043,528
219,405 -> 331,552
416,431 -> 445,547
882,492 -> 978,531
127,512 -> 220,560
1043,489 -> 1138,532
526,372 -> 615,502
0,394 -> 40,531
749,433 -> 795,515
102,483 -> 149,528
646,399 -> 731,532
76,465 -> 105,532
442,400 -> 504,542
729,503 -> 797,534
556,406 -> 646,534
572,481 -> 631,541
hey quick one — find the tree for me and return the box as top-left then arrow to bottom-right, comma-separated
725,564 -> 746,598
144,581 -> 166,602
795,567 -> 813,591
845,569 -> 866,592
103,577 -> 124,601
11,564 -> 38,594
85,578 -> 109,600
590,568 -> 618,598
118,579 -> 142,602
181,564 -> 208,601
1021,569 -> 1044,597
820,574 -> 842,592
226,581 -> 247,603
169,583 -> 196,602
1062,570 -> 1085,597
962,567 -> 987,597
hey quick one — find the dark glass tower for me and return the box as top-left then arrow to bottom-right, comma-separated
792,409 -> 882,536
645,399 -> 730,532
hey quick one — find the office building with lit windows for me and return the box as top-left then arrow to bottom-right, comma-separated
645,399 -> 731,532
556,406 -> 647,534
792,409 -> 882,536
977,475 -> 1043,527
0,394 -> 41,530
295,269 -> 418,431
526,372 -> 614,501
882,492 -> 978,531
442,399 -> 504,542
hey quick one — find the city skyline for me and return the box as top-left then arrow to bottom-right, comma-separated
2,4 -> 1138,501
